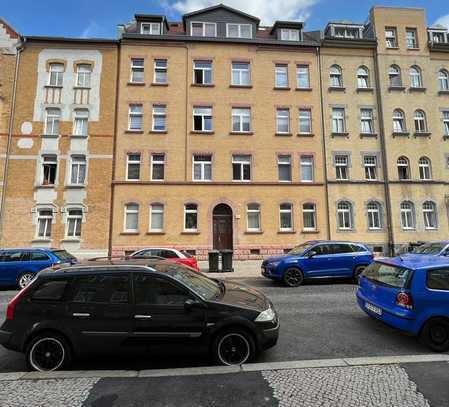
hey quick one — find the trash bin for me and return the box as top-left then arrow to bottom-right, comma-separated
208,250 -> 220,272
221,250 -> 234,272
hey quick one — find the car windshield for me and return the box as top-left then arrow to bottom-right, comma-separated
288,243 -> 314,255
363,262 -> 412,288
413,243 -> 446,255
52,250 -> 76,262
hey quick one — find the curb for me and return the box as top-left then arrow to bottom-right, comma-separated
1,354 -> 448,381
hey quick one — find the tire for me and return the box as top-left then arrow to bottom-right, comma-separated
26,333 -> 72,372
17,273 -> 35,289
212,328 -> 255,366
353,266 -> 367,284
419,318 -> 449,352
283,268 -> 304,287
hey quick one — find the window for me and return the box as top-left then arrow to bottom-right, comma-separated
439,70 -> 449,91
31,280 -> 68,301
232,108 -> 251,132
41,155 -> 57,186
66,209 -> 83,238
418,157 -> 432,180
48,63 -> 64,87
406,28 -> 418,48
280,29 -> 300,41
226,23 -> 252,39
76,64 -> 91,88
152,105 -> 166,132
184,203 -> 198,231
298,109 -> 312,134
193,107 -> 212,131
70,274 -> 130,304
410,66 -> 423,88
30,251 -> 50,261
367,201 -> 382,230
393,109 -> 406,133
363,155 -> 377,180
73,109 -> 88,136
232,154 -> 251,181
414,110 -> 427,133
334,27 -> 360,39
335,154 -> 349,180
149,203 -> 164,232
360,108 -> 374,134
126,153 -> 141,181
332,108 -> 345,133
385,27 -> 397,48
330,65 -> 343,87
151,153 -> 165,181
193,154 -> 212,181
423,201 -> 437,229
193,60 -> 212,85
300,155 -> 314,182
337,201 -> 353,230
443,111 -> 449,135
397,156 -> 410,180
296,65 -> 310,88
128,104 -> 143,131
276,108 -> 290,133
247,203 -> 260,231
141,22 -> 161,35
302,203 -> 316,230
154,59 -> 167,84
389,65 -> 402,87
275,64 -> 288,88
191,22 -> 216,37
279,203 -> 293,231
357,66 -> 369,88
400,201 -> 415,230
124,203 -> 139,232
134,275 -> 191,305
130,58 -> 144,83
427,269 -> 449,291
70,155 -> 86,185
44,108 -> 60,135
278,155 -> 292,182
231,62 -> 251,86
37,209 -> 53,238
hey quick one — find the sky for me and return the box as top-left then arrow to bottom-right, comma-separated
2,0 -> 449,38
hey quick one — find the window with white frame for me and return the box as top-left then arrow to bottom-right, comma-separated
126,153 -> 141,181
232,108 -> 251,132
330,65 -> 343,87
128,104 -> 143,131
300,155 -> 314,182
334,26 -> 360,39
66,208 -> 83,238
364,155 -> 377,180
152,105 -> 167,132
76,64 -> 91,88
232,154 -> 251,181
357,66 -> 369,88
443,111 -> 449,135
193,154 -> 212,181
296,65 -> 310,88
149,203 -> 164,231
414,110 -> 427,133
191,22 -> 216,37
48,63 -> 64,87
184,203 -> 198,231
367,201 -> 382,230
70,155 -> 86,185
37,209 -> 53,238
385,27 -> 397,48
41,155 -> 57,186
226,23 -> 251,38
124,203 -> 139,232
298,109 -> 312,134
410,66 -> 423,88
400,201 -> 415,230
193,60 -> 212,85
337,201 -> 353,230
231,62 -> 251,86
45,108 -> 61,135
275,64 -> 288,88
406,28 -> 418,48
73,109 -> 89,136
278,155 -> 292,182
393,109 -> 406,133
439,70 -> 449,91
279,203 -> 293,231
193,106 -> 213,131
141,22 -> 161,35
360,108 -> 374,134
423,201 -> 437,229
332,108 -> 346,133
276,108 -> 290,133
280,29 -> 300,41
430,31 -> 446,43
397,156 -> 410,180
130,58 -> 144,83
302,203 -> 316,230
151,153 -> 165,181
153,59 -> 167,84
418,156 -> 432,180
389,65 -> 402,87
246,203 -> 260,231
335,154 -> 349,180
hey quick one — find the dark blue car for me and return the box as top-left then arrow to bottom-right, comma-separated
262,240 -> 373,287
0,248 -> 77,289
357,255 -> 449,352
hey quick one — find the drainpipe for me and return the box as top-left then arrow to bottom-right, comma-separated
184,45 -> 189,181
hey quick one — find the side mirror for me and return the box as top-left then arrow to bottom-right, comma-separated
184,298 -> 206,311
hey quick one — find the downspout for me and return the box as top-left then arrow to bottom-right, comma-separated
184,45 -> 189,181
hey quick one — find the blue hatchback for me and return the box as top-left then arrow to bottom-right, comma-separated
262,240 -> 373,287
0,248 -> 77,289
357,255 -> 449,352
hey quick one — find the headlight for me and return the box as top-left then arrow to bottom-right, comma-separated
255,307 -> 276,322
269,261 -> 281,268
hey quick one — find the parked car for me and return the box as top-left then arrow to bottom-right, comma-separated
0,248 -> 77,289
410,241 -> 449,257
262,240 -> 373,287
130,248 -> 200,271
0,259 -> 279,371
357,255 -> 449,352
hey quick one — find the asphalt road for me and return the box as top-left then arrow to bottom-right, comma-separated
0,277 -> 431,373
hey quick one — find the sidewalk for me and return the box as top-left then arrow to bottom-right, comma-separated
199,260 -> 262,278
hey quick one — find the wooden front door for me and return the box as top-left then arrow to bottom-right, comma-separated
213,204 -> 233,251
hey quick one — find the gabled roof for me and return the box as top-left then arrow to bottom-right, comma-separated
182,3 -> 260,24
0,17 -> 20,39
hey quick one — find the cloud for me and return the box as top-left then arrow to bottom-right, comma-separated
80,21 -> 102,38
169,0 -> 318,24
434,14 -> 449,29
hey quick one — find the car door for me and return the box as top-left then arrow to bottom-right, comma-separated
0,250 -> 26,285
327,243 -> 355,277
301,244 -> 334,277
27,250 -> 53,274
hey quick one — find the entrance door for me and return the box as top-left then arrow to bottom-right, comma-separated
213,204 -> 233,250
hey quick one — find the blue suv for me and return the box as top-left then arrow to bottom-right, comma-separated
262,240 -> 373,287
0,248 -> 77,289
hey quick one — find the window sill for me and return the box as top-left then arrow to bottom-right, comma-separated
297,133 -> 314,137
229,131 -> 253,136
61,238 -> 81,243
70,134 -> 88,139
65,184 -> 86,189
44,85 -> 63,89
151,82 -> 169,87
438,90 -> 449,95
146,231 -> 166,235
149,130 -> 167,134
73,86 -> 91,90
386,46 -> 399,50
31,238 -> 51,243
392,132 -> 410,138
356,87 -> 374,92
273,87 -> 291,91
401,229 -> 416,232
278,230 -> 296,234
295,87 -> 313,91
191,83 -> 214,88
190,130 -> 214,135
388,86 -> 406,91
120,231 -> 140,235
413,132 -> 431,138
41,134 -> 59,138
35,184 -> 55,189
127,82 -> 146,86
181,231 -> 200,235
245,230 -> 263,235
360,133 -> 378,138
328,86 -> 345,92
125,130 -> 144,134
229,84 -> 252,89
331,132 -> 349,138
409,87 -> 426,92
302,229 -> 319,234
275,132 -> 293,137
407,47 -> 420,51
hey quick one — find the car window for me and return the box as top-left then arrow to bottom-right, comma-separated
30,251 -> 50,261
161,250 -> 178,259
313,245 -> 330,255
69,274 -> 130,304
427,269 -> 449,291
3,251 -> 24,262
363,262 -> 412,288
134,274 -> 191,305
413,243 -> 446,255
350,244 -> 365,253
31,279 -> 69,301
329,244 -> 353,254
52,250 -> 76,262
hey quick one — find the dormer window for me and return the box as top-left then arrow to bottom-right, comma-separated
280,29 -> 300,41
429,31 -> 447,43
141,22 -> 161,35
334,27 -> 360,39
191,21 -> 216,37
226,23 -> 252,39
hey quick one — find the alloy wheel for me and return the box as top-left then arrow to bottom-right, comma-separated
18,273 -> 34,289
29,337 -> 65,371
430,324 -> 448,345
217,333 -> 250,365
284,268 -> 303,287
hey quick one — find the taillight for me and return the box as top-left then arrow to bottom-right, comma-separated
396,291 -> 413,309
6,285 -> 32,320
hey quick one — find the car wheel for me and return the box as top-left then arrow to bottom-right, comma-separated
420,318 -> 449,352
17,273 -> 35,289
26,333 -> 72,372
353,266 -> 366,284
212,329 -> 255,366
283,268 -> 304,287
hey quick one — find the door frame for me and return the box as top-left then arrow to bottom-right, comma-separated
209,201 -> 236,250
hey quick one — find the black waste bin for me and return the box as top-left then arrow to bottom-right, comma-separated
208,250 -> 220,272
221,250 -> 234,272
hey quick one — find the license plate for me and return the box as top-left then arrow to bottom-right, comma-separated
365,302 -> 382,315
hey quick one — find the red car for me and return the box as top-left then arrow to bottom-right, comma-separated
130,248 -> 200,272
